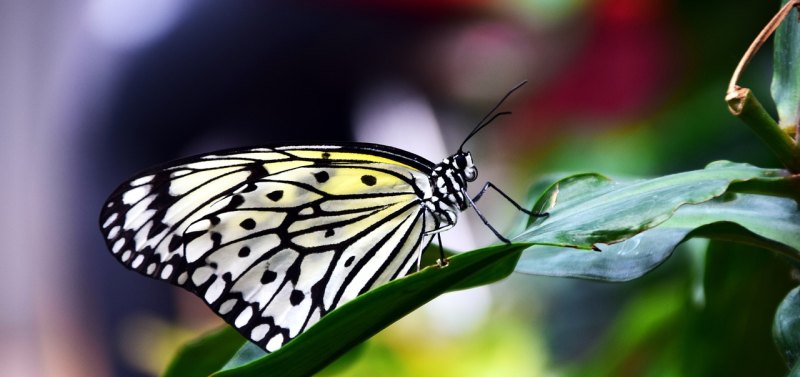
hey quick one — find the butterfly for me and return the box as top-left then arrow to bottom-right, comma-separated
98,81 -> 545,352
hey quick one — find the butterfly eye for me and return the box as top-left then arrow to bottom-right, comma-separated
453,154 -> 467,168
464,166 -> 478,181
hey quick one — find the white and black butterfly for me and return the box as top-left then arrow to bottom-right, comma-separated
98,82 -> 544,352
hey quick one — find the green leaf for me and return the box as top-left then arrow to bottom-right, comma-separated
515,161 -> 796,281
516,161 -> 787,248
774,286 -> 800,371
772,0 -> 800,129
212,243 -> 527,377
163,325 -> 246,377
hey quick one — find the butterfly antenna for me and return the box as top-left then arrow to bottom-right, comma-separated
458,80 -> 527,152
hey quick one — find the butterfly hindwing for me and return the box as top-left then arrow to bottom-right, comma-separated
99,145 -> 438,351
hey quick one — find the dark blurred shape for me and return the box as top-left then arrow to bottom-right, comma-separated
528,0 -> 679,123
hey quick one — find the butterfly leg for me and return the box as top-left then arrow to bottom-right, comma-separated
472,182 -> 548,218
436,233 -> 449,267
465,194 -> 511,244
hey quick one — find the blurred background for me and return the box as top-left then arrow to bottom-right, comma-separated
2,0 -> 796,376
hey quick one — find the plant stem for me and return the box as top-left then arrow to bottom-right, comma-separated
726,87 -> 800,172
726,0 -> 800,172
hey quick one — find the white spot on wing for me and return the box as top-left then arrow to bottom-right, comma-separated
130,175 -> 155,186
108,226 -> 120,239
177,271 -> 188,285
219,298 -> 237,315
146,263 -> 157,275
235,306 -> 253,328
160,264 -> 174,279
132,254 -> 144,268
112,238 -> 125,253
191,266 -> 213,285
121,250 -> 132,262
103,213 -> 118,228
205,277 -> 226,303
265,334 -> 284,352
122,185 -> 150,205
251,324 -> 270,342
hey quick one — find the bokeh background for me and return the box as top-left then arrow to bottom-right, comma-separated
2,0 -> 796,376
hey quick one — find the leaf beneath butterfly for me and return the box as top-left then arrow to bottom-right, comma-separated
206,243 -> 527,377
514,161 -> 796,281
163,325 -> 246,377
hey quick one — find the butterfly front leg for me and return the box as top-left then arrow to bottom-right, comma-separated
471,182 -> 549,218
466,182 -> 550,244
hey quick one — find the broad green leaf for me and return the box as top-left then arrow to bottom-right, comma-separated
163,325 -> 246,377
212,243 -> 527,377
775,286 -> 800,371
518,193 -> 800,280
515,161 -> 795,281
516,161 -> 787,249
772,0 -> 800,128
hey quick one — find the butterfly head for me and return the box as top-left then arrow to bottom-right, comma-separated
453,151 -> 478,182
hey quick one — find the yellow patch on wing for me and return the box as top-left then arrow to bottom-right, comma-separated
316,167 -> 415,196
262,159 -> 315,175
287,150 -> 419,171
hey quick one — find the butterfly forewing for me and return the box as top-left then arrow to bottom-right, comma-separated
99,145 -> 439,351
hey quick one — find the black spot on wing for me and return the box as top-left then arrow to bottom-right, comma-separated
238,246 -> 250,257
361,175 -> 377,186
210,232 -> 222,247
290,290 -> 305,306
267,190 -> 283,201
313,171 -> 329,183
261,270 -> 277,284
240,218 -> 256,230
